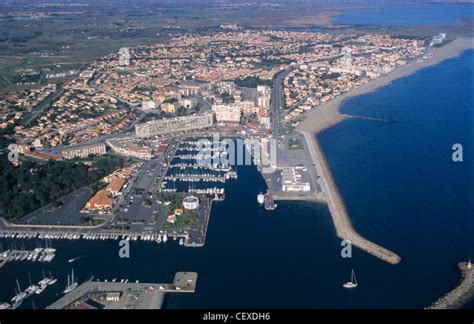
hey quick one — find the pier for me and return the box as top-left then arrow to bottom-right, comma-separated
168,163 -> 231,171
164,174 -> 227,183
0,247 -> 56,269
349,116 -> 392,124
428,261 -> 474,309
183,197 -> 214,247
47,272 -> 197,309
300,131 -> 401,265
0,230 -> 191,245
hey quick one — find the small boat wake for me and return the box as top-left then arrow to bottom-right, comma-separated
68,255 -> 87,263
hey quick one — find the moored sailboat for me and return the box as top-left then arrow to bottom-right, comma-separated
63,269 -> 78,294
343,269 -> 358,289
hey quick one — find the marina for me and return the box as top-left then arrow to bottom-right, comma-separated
2,271 -> 57,309
160,141 -> 238,194
0,137 -> 258,253
0,138 -> 228,249
0,158 -> 471,309
0,231 -> 196,246
0,246 -> 56,269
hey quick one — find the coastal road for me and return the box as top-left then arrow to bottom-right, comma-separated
270,67 -> 292,138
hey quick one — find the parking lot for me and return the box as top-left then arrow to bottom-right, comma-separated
19,187 -> 94,226
263,133 -> 323,199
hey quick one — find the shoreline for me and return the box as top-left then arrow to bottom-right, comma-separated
296,37 -> 474,265
297,37 -> 474,133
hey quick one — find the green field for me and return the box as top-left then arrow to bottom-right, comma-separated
158,193 -> 201,231
163,210 -> 200,231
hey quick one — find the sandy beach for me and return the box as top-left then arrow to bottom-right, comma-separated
298,37 -> 474,134
296,37 -> 474,265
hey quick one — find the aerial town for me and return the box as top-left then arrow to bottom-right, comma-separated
1,0 -> 474,317
2,31 -> 425,150
2,23 -> 469,312
0,30 -> 428,238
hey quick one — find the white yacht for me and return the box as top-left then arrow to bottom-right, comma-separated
35,283 -> 48,295
343,269 -> 358,289
11,290 -> 26,304
0,302 -> 10,310
9,300 -> 22,309
63,269 -> 78,294
36,271 -> 52,294
257,193 -> 265,205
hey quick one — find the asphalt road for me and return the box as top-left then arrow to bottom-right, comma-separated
270,67 -> 292,138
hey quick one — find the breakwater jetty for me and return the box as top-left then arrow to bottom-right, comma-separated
291,39 -> 474,265
300,131 -> 401,265
428,261 -> 474,309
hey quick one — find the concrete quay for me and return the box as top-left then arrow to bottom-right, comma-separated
428,262 -> 474,309
47,272 -> 197,309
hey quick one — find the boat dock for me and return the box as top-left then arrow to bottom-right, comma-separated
2,273 -> 58,309
0,230 -> 188,244
47,272 -> 197,309
301,131 -> 401,265
263,192 -> 277,211
163,174 -> 229,183
169,163 -> 231,171
427,261 -> 474,309
184,198 -> 213,248
0,220 -> 213,247
0,248 -> 56,269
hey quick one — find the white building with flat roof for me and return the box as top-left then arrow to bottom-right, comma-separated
212,104 -> 241,125
281,167 -> 311,192
183,196 -> 199,210
118,47 -> 131,66
135,112 -> 214,137
141,100 -> 156,110
62,143 -> 106,160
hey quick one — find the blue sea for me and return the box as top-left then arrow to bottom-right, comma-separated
333,3 -> 474,26
0,50 -> 472,309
